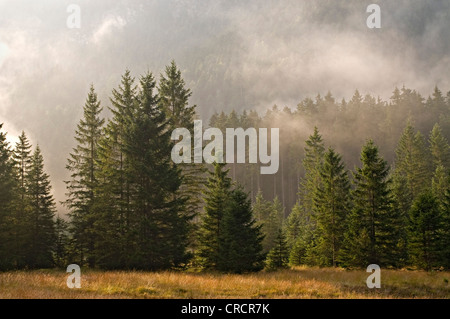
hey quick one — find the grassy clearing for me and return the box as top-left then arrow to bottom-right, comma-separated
0,267 -> 449,299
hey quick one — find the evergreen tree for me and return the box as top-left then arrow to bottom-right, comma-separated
12,131 -> 33,267
265,229 -> 289,270
431,165 -> 449,205
158,61 -> 205,248
341,141 -> 400,267
95,70 -> 137,268
262,196 -> 284,253
198,163 -> 263,272
441,171 -> 450,268
287,203 -> 311,266
0,124 -> 17,269
65,85 -> 104,267
286,127 -> 325,264
312,148 -> 351,267
429,123 -> 450,170
394,122 -> 431,203
408,191 -> 443,270
219,186 -> 264,273
124,71 -> 188,269
253,190 -> 272,223
159,60 -> 196,128
25,146 -> 56,268
299,127 -> 325,220
197,163 -> 232,269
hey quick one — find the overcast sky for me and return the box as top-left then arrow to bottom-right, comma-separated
1,0 -> 449,212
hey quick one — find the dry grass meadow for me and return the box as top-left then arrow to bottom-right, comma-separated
0,267 -> 449,299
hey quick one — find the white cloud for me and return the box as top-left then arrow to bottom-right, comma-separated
91,15 -> 127,44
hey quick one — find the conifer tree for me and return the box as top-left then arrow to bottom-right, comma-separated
431,165 -> 449,205
124,71 -> 188,269
12,131 -> 33,267
299,127 -> 325,219
286,127 -> 325,264
429,123 -> 450,170
253,190 -> 272,223
198,163 -> 263,272
25,146 -> 56,268
287,203 -> 312,266
220,186 -> 264,273
197,163 -> 232,269
394,122 -> 431,203
158,61 -> 206,246
95,70 -> 137,268
441,171 -> 450,268
312,148 -> 350,267
65,85 -> 104,267
341,141 -> 400,267
262,196 -> 284,253
408,192 -> 443,270
0,124 -> 17,269
265,229 -> 289,270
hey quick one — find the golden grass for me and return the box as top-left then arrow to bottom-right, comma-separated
0,267 -> 449,299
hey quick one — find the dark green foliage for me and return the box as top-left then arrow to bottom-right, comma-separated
299,127 -> 325,220
393,122 -> 431,206
265,229 -> 289,270
0,124 -> 17,270
442,171 -> 450,268
340,141 -> 401,267
197,163 -> 264,273
429,123 -> 450,170
220,186 -> 264,273
312,148 -> 351,267
197,163 -> 232,269
11,131 -> 33,267
94,70 -> 137,268
408,192 -> 443,270
125,72 -> 188,269
65,85 -> 104,267
255,193 -> 284,253
25,146 -> 56,268
158,61 -> 206,251
94,71 -> 189,270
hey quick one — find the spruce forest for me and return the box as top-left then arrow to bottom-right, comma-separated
1,61 -> 449,273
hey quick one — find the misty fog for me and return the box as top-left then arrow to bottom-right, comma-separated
1,0 -> 449,213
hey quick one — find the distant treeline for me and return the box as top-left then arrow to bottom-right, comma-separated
0,61 -> 449,272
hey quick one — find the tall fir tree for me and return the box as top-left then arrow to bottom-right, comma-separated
287,127 -> 324,264
12,131 -> 33,267
65,85 -> 104,267
408,191 -> 443,270
0,124 -> 17,269
197,163 -> 263,272
299,127 -> 325,220
312,148 -> 351,267
158,60 -> 206,248
441,171 -> 450,268
25,146 -> 56,268
341,141 -> 400,267
197,163 -> 232,270
94,70 -> 137,268
393,122 -> 431,205
124,71 -> 188,269
219,186 -> 264,273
